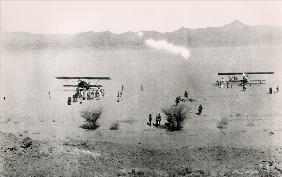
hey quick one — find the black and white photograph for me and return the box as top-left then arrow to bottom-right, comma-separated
1,1 -> 282,176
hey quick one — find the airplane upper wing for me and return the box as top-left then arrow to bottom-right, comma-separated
56,76 -> 111,80
218,72 -> 274,75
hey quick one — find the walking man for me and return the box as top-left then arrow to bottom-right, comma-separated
197,104 -> 203,115
148,114 -> 152,126
117,91 -> 120,102
48,90 -> 51,99
175,96 -> 181,106
184,91 -> 188,100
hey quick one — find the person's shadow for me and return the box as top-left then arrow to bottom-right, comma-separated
153,123 -> 159,127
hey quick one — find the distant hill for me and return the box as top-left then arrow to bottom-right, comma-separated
2,20 -> 282,49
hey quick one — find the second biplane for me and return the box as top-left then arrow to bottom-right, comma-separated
56,76 -> 111,104
216,72 -> 274,90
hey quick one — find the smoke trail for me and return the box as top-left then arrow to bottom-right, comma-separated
145,39 -> 190,60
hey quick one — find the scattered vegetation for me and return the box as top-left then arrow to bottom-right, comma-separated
162,105 -> 188,131
246,120 -> 255,126
217,117 -> 228,129
110,121 -> 119,130
80,108 -> 102,130
119,119 -> 136,124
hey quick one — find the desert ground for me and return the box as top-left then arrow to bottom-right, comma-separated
1,46 -> 282,176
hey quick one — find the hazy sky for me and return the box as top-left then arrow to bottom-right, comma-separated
1,1 -> 282,34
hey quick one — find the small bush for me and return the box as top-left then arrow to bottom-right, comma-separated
80,108 -> 102,130
162,105 -> 188,131
110,121 -> 119,130
217,117 -> 228,129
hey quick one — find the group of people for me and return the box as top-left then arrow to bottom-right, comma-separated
229,76 -> 239,82
147,113 -> 161,127
216,76 -> 242,89
175,91 -> 189,106
216,77 -> 234,89
69,88 -> 104,104
86,90 -> 102,100
176,91 -> 203,115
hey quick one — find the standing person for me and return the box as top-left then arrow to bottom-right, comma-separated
48,90 -> 51,99
121,84 -> 124,92
157,113 -> 161,125
155,114 -> 159,126
269,87 -> 273,94
276,86 -> 279,93
216,80 -> 219,87
141,84 -> 144,92
197,104 -> 203,115
184,91 -> 188,100
117,91 -> 120,102
67,97 -> 71,105
175,96 -> 180,106
243,84 -> 247,91
148,114 -> 152,126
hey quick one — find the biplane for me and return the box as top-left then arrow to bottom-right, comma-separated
56,76 -> 111,104
216,72 -> 274,88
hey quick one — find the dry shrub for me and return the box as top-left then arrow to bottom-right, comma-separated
80,108 -> 102,130
217,117 -> 228,129
162,105 -> 188,131
110,121 -> 119,130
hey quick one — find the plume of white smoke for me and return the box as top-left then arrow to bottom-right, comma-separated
137,31 -> 144,38
145,39 -> 190,60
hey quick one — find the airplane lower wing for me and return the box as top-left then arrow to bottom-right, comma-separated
63,84 -> 102,87
219,80 -> 266,85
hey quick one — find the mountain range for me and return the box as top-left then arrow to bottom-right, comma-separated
2,20 -> 282,49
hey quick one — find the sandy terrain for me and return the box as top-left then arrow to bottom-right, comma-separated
1,131 -> 282,177
1,46 -> 282,176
